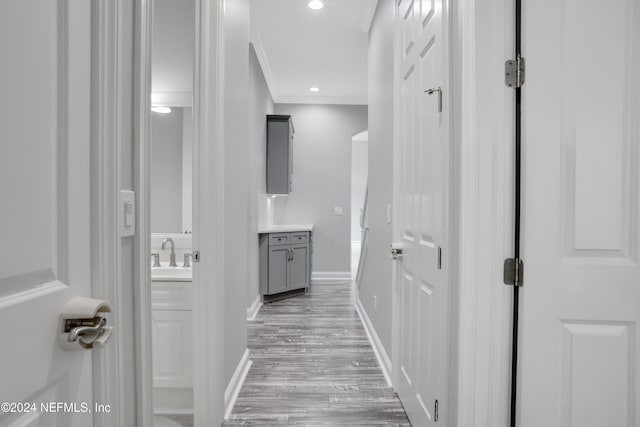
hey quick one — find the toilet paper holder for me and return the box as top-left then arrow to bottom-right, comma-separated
59,297 -> 113,351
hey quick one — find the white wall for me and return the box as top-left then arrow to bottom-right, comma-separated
247,44 -> 274,309
119,2 -> 137,424
151,108 -> 184,232
223,0 -> 250,386
152,0 -> 195,101
351,136 -> 368,243
272,104 -> 368,275
358,0 -> 395,354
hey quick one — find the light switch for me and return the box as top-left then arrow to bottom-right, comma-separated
386,204 -> 392,224
333,206 -> 343,216
121,190 -> 136,237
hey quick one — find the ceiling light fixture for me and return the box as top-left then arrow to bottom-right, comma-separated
151,106 -> 172,114
308,0 -> 324,10
310,87 -> 320,92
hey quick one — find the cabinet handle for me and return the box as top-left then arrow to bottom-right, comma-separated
290,249 -> 294,261
287,248 -> 292,261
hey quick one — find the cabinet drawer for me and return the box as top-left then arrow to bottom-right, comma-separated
268,233 -> 289,246
290,232 -> 309,244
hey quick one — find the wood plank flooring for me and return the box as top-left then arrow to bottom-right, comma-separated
224,281 -> 411,426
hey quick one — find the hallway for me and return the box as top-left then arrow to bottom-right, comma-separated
225,281 -> 410,426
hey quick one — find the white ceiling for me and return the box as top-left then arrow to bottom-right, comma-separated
250,0 -> 377,105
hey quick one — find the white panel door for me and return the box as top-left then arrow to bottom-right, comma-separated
520,0 -> 640,426
0,1 -> 95,426
394,0 -> 449,425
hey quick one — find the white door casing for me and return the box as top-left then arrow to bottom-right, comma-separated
393,0 -> 451,425
0,1 -> 96,426
519,0 -> 640,426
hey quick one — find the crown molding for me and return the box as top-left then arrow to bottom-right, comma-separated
249,34 -> 277,100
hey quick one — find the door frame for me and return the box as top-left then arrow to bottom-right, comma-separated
91,1 -> 146,426
450,0 -> 514,426
133,0 -> 228,425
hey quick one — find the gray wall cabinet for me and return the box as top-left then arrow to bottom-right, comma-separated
259,231 -> 311,298
266,115 -> 294,195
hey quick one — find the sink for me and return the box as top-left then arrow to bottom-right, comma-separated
151,265 -> 192,282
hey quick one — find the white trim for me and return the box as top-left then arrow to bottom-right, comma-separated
275,95 -> 368,105
355,299 -> 392,387
453,0 -> 513,425
224,349 -> 252,420
90,1 -> 128,426
247,296 -> 262,321
154,408 -> 194,416
133,0 -> 155,426
360,0 -> 379,33
311,271 -> 353,282
249,36 -> 277,100
192,0 -> 227,425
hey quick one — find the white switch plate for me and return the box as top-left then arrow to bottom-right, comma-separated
386,204 -> 392,224
121,190 -> 136,237
333,206 -> 343,216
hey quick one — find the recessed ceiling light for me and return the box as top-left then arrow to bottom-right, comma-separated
309,87 -> 320,92
151,106 -> 172,114
308,0 -> 323,10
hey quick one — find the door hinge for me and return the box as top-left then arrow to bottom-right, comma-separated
192,250 -> 201,263
437,246 -> 442,270
503,258 -> 524,286
505,55 -> 525,88
434,399 -> 439,422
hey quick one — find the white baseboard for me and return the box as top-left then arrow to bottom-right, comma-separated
355,298 -> 392,387
247,295 -> 262,321
224,348 -> 252,419
311,271 -> 352,283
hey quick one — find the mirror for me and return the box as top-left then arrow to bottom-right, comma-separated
150,106 -> 192,234
150,0 -> 195,235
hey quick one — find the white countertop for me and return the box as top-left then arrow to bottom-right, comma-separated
258,224 -> 314,233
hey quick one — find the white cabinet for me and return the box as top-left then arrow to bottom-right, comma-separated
152,310 -> 193,388
151,280 -> 193,411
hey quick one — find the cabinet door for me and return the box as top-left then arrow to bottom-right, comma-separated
152,310 -> 194,388
266,116 -> 291,195
289,244 -> 309,290
268,245 -> 289,294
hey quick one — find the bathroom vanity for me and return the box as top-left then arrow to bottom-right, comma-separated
258,225 -> 313,302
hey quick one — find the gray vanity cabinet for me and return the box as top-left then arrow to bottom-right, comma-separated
266,115 -> 294,195
259,231 -> 311,299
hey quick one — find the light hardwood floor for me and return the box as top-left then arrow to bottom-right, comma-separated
224,281 -> 411,426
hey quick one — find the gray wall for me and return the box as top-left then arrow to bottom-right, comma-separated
152,0 -> 195,96
150,108 -> 184,232
223,0 -> 250,385
273,104 -> 368,274
358,0 -> 395,354
247,44 -> 274,309
181,108 -> 193,233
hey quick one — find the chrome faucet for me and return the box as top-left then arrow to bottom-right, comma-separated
161,238 -> 177,267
